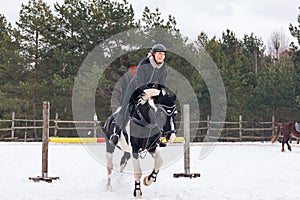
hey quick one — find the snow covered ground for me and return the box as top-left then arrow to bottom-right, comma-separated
1,141 -> 300,200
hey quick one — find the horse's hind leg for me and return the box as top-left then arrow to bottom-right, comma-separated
281,134 -> 292,152
105,140 -> 115,191
286,135 -> 292,151
106,152 -> 113,191
120,152 -> 131,172
143,150 -> 163,186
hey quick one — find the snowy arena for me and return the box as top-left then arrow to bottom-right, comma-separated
1,141 -> 300,200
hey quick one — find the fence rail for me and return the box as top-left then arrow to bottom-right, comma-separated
0,111 -> 284,142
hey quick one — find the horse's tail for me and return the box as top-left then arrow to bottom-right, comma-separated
271,124 -> 281,143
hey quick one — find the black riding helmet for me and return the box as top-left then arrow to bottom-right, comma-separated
151,44 -> 167,53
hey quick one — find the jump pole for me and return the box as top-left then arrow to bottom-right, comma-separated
173,104 -> 200,178
29,101 -> 59,183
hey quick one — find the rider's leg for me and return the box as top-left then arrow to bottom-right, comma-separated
109,89 -> 132,145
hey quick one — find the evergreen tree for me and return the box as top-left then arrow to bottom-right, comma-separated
0,15 -> 24,118
16,0 -> 55,119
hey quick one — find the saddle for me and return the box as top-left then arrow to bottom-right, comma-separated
295,122 -> 300,133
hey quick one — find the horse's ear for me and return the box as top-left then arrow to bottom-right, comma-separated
172,91 -> 177,101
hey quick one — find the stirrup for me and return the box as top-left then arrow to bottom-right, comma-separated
109,134 -> 119,145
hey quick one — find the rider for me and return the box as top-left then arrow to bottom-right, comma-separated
110,44 -> 168,145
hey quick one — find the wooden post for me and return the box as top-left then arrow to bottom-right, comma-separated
239,115 -> 243,141
29,102 -> 59,183
184,104 -> 190,174
93,113 -> 98,138
54,113 -> 59,137
11,112 -> 15,138
173,104 -> 200,178
25,121 -> 27,142
207,115 -> 210,136
42,101 -> 49,178
271,115 -> 275,136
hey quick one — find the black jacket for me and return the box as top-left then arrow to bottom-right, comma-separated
128,57 -> 167,91
116,57 -> 167,125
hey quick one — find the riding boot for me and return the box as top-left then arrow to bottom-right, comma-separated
108,110 -> 122,145
109,114 -> 129,146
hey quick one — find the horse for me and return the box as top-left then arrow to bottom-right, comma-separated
103,84 -> 177,198
271,121 -> 300,152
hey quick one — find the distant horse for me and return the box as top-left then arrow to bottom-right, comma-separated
103,84 -> 177,198
271,121 -> 300,152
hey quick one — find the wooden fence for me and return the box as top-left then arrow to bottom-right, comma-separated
190,115 -> 276,142
0,111 -> 280,142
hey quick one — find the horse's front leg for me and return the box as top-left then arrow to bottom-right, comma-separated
281,135 -> 291,152
143,149 -> 163,186
286,135 -> 292,151
132,155 -> 142,198
281,141 -> 285,152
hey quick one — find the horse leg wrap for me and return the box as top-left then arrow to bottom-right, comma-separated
143,169 -> 159,186
133,181 -> 142,198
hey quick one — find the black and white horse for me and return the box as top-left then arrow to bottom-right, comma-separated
103,84 -> 177,198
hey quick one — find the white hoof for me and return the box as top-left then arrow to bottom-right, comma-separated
143,176 -> 153,186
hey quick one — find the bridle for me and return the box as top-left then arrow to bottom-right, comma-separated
130,96 -> 177,133
157,104 -> 177,135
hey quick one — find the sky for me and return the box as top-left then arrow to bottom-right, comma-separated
0,0 -> 299,45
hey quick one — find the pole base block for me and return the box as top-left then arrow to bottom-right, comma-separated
29,176 -> 59,183
173,173 -> 200,178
